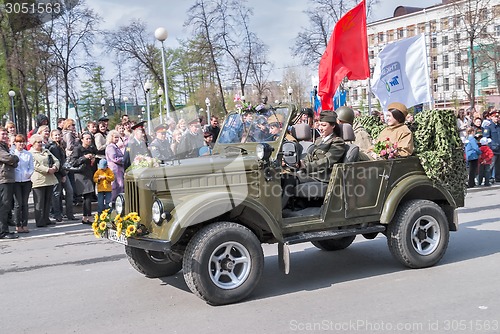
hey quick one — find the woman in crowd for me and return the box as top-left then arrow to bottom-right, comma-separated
94,121 -> 107,159
105,130 -> 125,202
5,121 -> 17,149
115,123 -> 128,153
37,125 -> 51,148
12,134 -> 34,233
47,129 -> 76,221
456,109 -> 470,143
170,129 -> 182,157
177,119 -> 187,134
70,132 -> 97,224
61,118 -> 79,157
29,134 -> 60,227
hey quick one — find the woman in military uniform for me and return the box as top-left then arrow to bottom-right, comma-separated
299,111 -> 345,182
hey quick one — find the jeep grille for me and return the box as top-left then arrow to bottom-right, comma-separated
125,179 -> 140,213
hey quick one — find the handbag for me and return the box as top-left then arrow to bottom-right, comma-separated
63,160 -> 84,173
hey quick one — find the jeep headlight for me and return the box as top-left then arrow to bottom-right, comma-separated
256,143 -> 273,161
152,199 -> 164,225
115,194 -> 125,216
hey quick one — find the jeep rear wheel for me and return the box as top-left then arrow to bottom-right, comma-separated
387,200 -> 449,269
311,236 -> 356,251
183,222 -> 264,306
125,246 -> 182,278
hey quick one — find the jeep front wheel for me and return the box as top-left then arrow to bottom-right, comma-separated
311,236 -> 356,251
183,222 -> 264,306
387,200 -> 449,269
125,246 -> 182,278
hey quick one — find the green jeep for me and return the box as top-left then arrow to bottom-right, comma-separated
105,104 -> 463,305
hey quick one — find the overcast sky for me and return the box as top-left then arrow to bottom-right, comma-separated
87,0 -> 440,80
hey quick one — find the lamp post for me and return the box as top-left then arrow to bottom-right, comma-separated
287,86 -> 293,103
155,27 -> 171,120
100,97 -> 106,117
123,96 -> 128,115
8,90 -> 16,130
157,87 -> 164,123
144,80 -> 152,135
205,97 -> 211,123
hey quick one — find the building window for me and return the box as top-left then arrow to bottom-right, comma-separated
387,30 -> 394,42
496,25 -> 500,36
378,32 -> 384,42
353,89 -> 358,100
456,77 -> 463,90
455,32 -> 461,41
444,78 -> 450,91
407,25 -> 415,37
433,79 -> 438,93
398,29 -> 404,38
480,26 -> 488,38
361,88 -> 367,99
430,20 -> 437,32
441,17 -> 449,30
443,55 -> 449,69
431,37 -> 437,48
442,36 -> 448,46
455,53 -> 461,66
418,23 -> 426,33
432,56 -> 438,70
369,50 -> 375,59
480,8 -> 488,20
369,34 -> 375,45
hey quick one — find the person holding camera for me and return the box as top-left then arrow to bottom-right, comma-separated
29,134 -> 60,228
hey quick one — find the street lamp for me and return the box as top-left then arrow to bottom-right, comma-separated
144,80 -> 153,135
155,27 -> 171,120
205,97 -> 211,122
123,96 -> 128,115
8,90 -> 16,130
287,86 -> 293,102
157,87 -> 164,123
100,97 -> 107,117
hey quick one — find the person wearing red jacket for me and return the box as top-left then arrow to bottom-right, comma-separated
478,137 -> 494,186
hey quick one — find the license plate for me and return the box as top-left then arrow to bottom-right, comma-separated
107,229 -> 128,245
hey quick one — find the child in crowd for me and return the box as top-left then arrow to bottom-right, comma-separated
464,128 -> 481,188
478,137 -> 493,187
93,159 -> 115,214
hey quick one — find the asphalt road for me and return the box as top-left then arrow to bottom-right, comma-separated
1,185 -> 499,334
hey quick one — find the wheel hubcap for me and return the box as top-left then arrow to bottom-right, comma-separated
209,241 -> 251,289
411,215 -> 440,255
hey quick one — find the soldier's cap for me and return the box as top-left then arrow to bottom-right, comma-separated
267,114 -> 284,126
131,121 -> 146,130
155,124 -> 167,132
387,102 -> 408,118
319,110 -> 337,123
489,110 -> 498,116
188,118 -> 200,125
203,131 -> 213,138
98,116 -> 109,122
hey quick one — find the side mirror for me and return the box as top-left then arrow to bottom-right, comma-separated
282,141 -> 301,166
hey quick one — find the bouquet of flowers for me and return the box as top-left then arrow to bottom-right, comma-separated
373,138 -> 399,159
126,154 -> 160,172
234,94 -> 265,113
92,209 -> 142,239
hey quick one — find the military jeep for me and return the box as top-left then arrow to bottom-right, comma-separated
106,104 -> 463,305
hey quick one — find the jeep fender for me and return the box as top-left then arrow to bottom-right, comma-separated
380,175 -> 457,225
166,191 -> 282,244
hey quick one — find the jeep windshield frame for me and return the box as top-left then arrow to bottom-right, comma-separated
213,105 -> 293,159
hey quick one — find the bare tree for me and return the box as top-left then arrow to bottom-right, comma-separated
291,0 -> 379,67
43,0 -> 101,117
450,0 -> 494,109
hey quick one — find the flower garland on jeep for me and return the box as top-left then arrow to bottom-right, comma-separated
234,94 -> 265,114
125,154 -> 160,172
373,138 -> 399,159
92,209 -> 145,239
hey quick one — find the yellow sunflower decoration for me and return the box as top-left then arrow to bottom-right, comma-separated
91,208 -> 141,239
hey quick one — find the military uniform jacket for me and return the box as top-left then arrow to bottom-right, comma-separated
150,138 -> 174,161
303,135 -> 345,182
123,137 -> 151,170
376,123 -> 414,157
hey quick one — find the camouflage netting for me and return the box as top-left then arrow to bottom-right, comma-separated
356,110 -> 466,205
413,109 -> 467,205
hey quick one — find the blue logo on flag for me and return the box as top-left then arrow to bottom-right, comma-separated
381,62 -> 404,93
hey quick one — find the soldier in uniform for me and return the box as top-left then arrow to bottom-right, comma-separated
123,121 -> 151,170
177,119 -> 204,159
149,124 -> 174,162
335,106 -> 373,152
299,111 -> 345,182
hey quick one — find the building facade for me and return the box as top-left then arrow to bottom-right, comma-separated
347,0 -> 500,112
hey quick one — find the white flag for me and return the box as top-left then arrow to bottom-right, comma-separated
371,34 -> 432,110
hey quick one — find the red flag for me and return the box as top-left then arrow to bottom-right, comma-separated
318,0 -> 369,110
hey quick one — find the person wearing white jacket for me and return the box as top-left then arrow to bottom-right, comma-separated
11,134 -> 34,233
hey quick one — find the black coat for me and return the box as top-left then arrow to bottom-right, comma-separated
70,144 -> 97,195
47,141 -> 67,178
